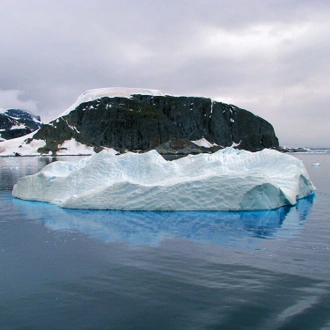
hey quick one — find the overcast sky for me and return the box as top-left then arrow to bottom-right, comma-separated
1,0 -> 329,147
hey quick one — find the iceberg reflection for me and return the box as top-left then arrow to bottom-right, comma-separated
13,193 -> 315,248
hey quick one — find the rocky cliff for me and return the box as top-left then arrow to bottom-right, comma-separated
0,109 -> 42,140
32,89 -> 279,155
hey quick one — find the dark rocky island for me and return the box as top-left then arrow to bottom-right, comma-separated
0,109 -> 42,140
32,88 -> 279,155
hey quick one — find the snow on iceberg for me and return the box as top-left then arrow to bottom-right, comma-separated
12,148 -> 316,211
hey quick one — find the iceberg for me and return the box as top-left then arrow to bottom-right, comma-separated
12,148 -> 315,211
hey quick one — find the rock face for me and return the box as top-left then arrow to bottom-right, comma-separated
0,109 -> 42,140
33,89 -> 279,154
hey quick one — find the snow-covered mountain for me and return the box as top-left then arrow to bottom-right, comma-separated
0,88 -> 280,156
0,109 -> 42,141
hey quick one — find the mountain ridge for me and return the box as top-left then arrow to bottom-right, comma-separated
0,88 -> 279,156
0,109 -> 42,141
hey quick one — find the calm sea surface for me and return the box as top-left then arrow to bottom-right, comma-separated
0,153 -> 330,329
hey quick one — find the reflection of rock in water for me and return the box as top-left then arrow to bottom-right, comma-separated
13,194 -> 315,248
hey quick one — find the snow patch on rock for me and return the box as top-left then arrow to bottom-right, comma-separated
57,138 -> 95,155
0,132 -> 47,156
191,138 -> 218,148
56,138 -> 118,156
0,134 -> 117,157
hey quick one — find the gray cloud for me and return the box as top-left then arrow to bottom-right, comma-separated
0,89 -> 38,113
1,0 -> 330,147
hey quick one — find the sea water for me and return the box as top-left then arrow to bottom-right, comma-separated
0,153 -> 330,329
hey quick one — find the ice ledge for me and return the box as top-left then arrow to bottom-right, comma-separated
12,148 -> 316,211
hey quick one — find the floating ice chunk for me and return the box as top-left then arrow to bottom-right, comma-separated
12,148 -> 316,211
